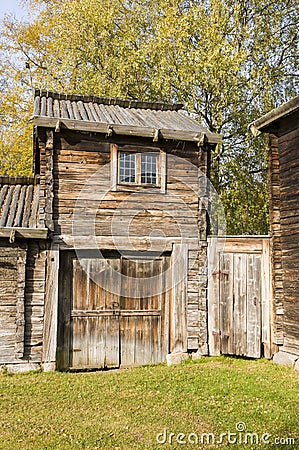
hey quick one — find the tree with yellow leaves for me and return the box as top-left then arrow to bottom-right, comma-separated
0,0 -> 298,233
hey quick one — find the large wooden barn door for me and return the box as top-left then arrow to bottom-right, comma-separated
208,237 -> 272,359
57,251 -> 121,370
71,255 -> 121,369
57,251 -> 170,370
119,254 -> 170,367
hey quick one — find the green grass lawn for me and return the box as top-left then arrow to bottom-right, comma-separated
0,357 -> 298,449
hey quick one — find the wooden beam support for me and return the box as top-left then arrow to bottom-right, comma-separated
14,244 -> 27,359
261,238 -> 274,358
54,235 -> 199,251
45,129 -> 54,231
43,243 -> 59,371
33,116 -> 222,144
170,243 -> 188,353
0,227 -> 48,239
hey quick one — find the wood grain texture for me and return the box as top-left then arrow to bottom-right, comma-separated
35,125 -> 210,366
170,244 -> 188,353
51,134 -> 201,240
43,243 -> 59,365
270,121 -> 299,355
207,238 -> 221,355
208,237 -> 272,358
57,251 -> 171,370
263,118 -> 299,356
15,244 -> 27,358
0,242 -> 27,363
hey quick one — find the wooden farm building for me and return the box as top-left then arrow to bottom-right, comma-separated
251,95 -> 299,366
3,89 -> 294,372
0,89 -> 222,372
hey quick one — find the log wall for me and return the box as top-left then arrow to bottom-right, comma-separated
37,129 -> 210,353
272,111 -> 299,355
268,134 -> 284,348
24,241 -> 47,361
272,112 -> 299,355
0,240 -> 46,370
0,241 -> 26,363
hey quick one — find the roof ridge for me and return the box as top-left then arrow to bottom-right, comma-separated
34,89 -> 183,112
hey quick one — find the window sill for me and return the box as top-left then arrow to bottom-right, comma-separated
114,183 -> 164,193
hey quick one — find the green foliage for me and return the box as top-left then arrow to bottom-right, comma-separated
0,358 -> 298,449
0,0 -> 298,233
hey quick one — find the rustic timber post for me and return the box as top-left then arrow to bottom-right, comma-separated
261,238 -> 273,358
14,244 -> 28,359
268,134 -> 283,350
42,243 -> 59,371
45,129 -> 55,231
169,243 -> 188,353
207,237 -> 221,356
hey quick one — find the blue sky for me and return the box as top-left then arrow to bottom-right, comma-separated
0,0 -> 28,19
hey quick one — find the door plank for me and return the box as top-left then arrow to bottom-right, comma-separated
219,253 -> 234,355
233,254 -> 247,356
59,251 -> 170,370
71,255 -> 121,369
207,238 -> 221,355
57,251 -> 72,370
170,244 -> 188,353
246,254 -> 261,358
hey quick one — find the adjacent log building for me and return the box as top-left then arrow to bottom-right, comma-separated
0,90 -> 221,372
251,95 -> 299,363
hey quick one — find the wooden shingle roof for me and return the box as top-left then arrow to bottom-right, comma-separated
0,176 -> 47,239
33,90 -> 221,144
250,95 -> 299,136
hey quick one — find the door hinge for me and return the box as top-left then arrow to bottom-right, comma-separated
212,330 -> 221,336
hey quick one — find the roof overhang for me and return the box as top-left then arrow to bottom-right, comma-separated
33,116 -> 222,145
250,95 -> 299,136
0,227 -> 48,240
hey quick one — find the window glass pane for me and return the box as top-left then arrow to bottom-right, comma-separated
141,154 -> 157,184
119,152 -> 136,183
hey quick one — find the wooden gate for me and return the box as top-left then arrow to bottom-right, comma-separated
57,250 -> 171,370
208,237 -> 272,359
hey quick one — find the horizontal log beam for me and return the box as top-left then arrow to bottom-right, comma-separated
33,116 -> 222,144
71,310 -> 161,317
53,234 -> 202,251
0,227 -> 48,240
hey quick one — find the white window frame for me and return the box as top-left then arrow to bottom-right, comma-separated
111,144 -> 166,193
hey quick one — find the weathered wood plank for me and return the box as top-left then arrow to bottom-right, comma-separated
208,237 -> 272,359
207,237 -> 221,355
0,227 -> 48,239
0,243 -> 27,361
261,238 -> 273,358
246,254 -> 261,358
15,245 -> 27,358
170,243 -> 188,353
43,243 -> 59,369
34,116 -> 222,144
233,253 -> 247,356
0,186 -> 14,227
6,185 -> 21,227
22,185 -> 34,227
219,253 -> 233,355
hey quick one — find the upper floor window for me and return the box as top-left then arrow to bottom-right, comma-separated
119,152 -> 136,183
111,144 -> 166,193
118,152 -> 158,185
